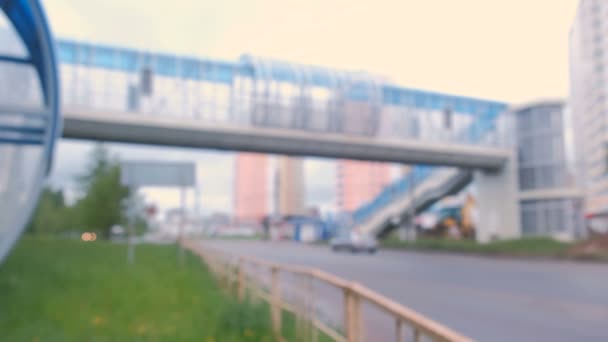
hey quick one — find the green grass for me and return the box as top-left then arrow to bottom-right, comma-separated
382,237 -> 572,258
0,237 -> 279,341
203,234 -> 263,241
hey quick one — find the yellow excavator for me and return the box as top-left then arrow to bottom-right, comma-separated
421,194 -> 477,240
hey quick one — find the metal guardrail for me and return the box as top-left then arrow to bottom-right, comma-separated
183,241 -> 473,342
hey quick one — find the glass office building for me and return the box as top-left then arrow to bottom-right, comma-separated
514,101 -> 585,240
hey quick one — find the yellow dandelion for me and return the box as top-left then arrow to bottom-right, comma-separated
91,316 -> 104,326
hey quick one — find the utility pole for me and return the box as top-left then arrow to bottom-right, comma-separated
399,168 -> 416,241
195,184 -> 202,234
125,191 -> 138,265
178,186 -> 186,265
407,169 -> 416,241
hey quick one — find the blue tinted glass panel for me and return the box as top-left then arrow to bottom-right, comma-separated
311,71 -> 331,87
239,64 -> 254,78
142,54 -> 152,67
205,64 -> 233,84
156,55 -> 177,76
271,65 -> 295,82
402,92 -> 414,106
382,87 -> 399,105
454,98 -> 466,112
116,50 -> 138,72
393,89 -> 401,105
57,42 -> 76,63
464,100 -> 475,114
496,103 -> 507,113
181,58 -> 201,79
78,45 -> 91,64
347,83 -> 370,101
217,65 -> 234,83
430,94 -> 441,110
93,46 -> 114,69
394,88 -> 404,105
414,92 -> 426,107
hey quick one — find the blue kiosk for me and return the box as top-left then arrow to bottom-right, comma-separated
0,0 -> 60,262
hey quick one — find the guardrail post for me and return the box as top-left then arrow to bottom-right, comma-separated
413,327 -> 421,342
238,257 -> 245,301
344,287 -> 361,342
295,273 -> 304,340
395,318 -> 403,342
222,257 -> 230,291
228,259 -> 235,295
352,293 -> 361,342
343,288 -> 350,341
219,257 -> 226,289
309,274 -> 317,342
271,266 -> 281,337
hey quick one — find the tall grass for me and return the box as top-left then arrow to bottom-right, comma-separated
0,237 -> 277,341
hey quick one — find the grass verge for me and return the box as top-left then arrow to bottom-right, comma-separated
0,236 -> 279,341
382,237 -> 573,258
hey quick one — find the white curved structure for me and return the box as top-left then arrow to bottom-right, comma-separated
0,0 -> 60,262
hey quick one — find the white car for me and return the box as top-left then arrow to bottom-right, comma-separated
330,231 -> 378,253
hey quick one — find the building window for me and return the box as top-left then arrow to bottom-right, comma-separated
605,143 -> 608,173
592,1 -> 601,14
595,63 -> 604,73
595,34 -> 603,45
518,142 -> 533,165
517,109 -> 531,132
521,206 -> 537,235
519,167 -> 535,190
595,48 -> 604,58
443,107 -> 452,129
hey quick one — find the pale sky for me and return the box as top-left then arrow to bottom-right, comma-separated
44,0 -> 578,214
46,0 -> 578,102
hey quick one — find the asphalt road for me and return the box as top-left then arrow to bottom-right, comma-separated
199,240 -> 608,342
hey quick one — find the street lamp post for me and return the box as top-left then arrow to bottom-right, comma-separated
406,168 -> 417,241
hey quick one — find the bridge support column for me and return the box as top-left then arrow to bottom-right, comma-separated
474,152 -> 521,243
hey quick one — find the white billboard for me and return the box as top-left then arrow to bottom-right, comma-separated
120,161 -> 196,188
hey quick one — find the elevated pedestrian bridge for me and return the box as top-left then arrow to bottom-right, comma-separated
55,39 -> 512,170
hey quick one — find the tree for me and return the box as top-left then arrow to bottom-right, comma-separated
28,188 -> 74,235
75,144 -> 130,238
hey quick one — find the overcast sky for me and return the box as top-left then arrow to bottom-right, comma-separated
44,0 -> 578,214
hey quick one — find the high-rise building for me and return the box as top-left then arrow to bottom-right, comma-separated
337,160 -> 391,212
234,154 -> 305,220
234,153 -> 268,223
570,0 -> 608,215
277,156 -> 305,216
